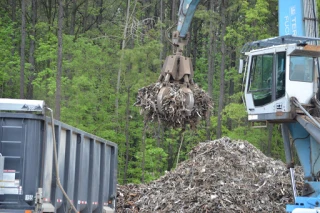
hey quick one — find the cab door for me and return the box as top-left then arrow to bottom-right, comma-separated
244,47 -> 289,121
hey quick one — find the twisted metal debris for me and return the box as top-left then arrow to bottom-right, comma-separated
134,82 -> 213,129
117,137 -> 303,213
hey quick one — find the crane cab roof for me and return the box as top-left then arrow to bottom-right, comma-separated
241,35 -> 320,57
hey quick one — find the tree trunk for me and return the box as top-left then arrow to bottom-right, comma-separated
41,0 -> 54,26
83,0 -> 88,32
97,0 -> 103,26
11,0 -> 17,57
171,0 -> 177,24
141,123 -> 146,183
227,50 -> 236,130
168,141 -> 173,170
159,0 -> 164,63
70,0 -> 76,35
64,0 -> 69,30
191,19 -> 198,66
116,0 -> 131,119
20,0 -> 26,99
206,0 -> 216,140
226,79 -> 234,130
267,123 -> 273,156
55,0 -> 64,119
176,131 -> 185,166
216,0 -> 227,138
27,0 -> 37,99
123,87 -> 131,184
9,0 -> 17,97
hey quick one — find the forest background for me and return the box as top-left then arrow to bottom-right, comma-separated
1,0 -> 319,184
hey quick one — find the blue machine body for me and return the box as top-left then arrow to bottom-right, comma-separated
278,0 -> 305,36
285,121 -> 320,212
278,0 -> 320,212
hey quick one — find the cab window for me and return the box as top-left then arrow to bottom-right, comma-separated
248,52 -> 286,106
289,56 -> 313,82
248,54 -> 273,106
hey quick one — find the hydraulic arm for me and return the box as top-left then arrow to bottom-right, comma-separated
157,0 -> 200,114
177,0 -> 201,38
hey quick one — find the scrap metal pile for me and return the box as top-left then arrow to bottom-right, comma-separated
117,137 -> 303,213
134,82 -> 212,129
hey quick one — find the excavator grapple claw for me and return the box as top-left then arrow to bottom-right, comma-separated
156,35 -> 195,115
156,85 -> 194,116
135,0 -> 212,128
180,87 -> 194,115
157,86 -> 171,113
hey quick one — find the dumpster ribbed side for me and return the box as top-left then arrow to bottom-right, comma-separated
44,118 -> 118,212
0,113 -> 118,212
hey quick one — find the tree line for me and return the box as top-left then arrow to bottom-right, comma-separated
1,0 -> 315,184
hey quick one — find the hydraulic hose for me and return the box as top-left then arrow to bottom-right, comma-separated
292,97 -> 320,129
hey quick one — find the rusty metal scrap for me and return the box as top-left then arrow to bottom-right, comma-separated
117,137 -> 303,213
134,82 -> 213,129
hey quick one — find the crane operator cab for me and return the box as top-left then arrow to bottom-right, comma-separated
239,35 -> 320,123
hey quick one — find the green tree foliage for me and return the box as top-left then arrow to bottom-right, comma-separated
0,0 -> 290,184
0,8 -> 20,97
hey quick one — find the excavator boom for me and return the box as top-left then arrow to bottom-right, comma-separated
177,0 -> 201,38
156,0 -> 201,115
